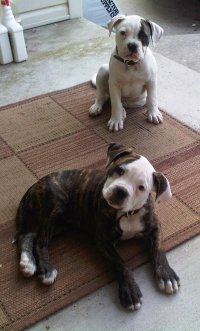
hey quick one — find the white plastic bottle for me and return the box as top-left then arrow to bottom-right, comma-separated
0,22 -> 13,64
1,0 -> 28,62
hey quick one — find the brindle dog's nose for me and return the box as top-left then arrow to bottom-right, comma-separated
112,186 -> 129,203
127,42 -> 138,53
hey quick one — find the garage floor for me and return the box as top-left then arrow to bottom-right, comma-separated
1,1 -> 199,330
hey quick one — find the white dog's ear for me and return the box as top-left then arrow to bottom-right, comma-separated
153,172 -> 172,204
146,20 -> 164,47
108,15 -> 126,36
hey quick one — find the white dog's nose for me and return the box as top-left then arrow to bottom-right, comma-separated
127,42 -> 138,53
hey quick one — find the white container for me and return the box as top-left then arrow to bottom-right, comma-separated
1,1 -> 28,62
0,22 -> 13,64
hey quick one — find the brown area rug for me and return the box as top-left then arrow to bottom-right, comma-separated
0,82 -> 199,331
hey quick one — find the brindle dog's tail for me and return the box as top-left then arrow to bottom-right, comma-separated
12,204 -> 22,244
12,197 -> 27,244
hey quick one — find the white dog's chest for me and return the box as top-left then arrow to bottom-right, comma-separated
119,209 -> 145,240
118,66 -> 148,101
121,81 -> 145,99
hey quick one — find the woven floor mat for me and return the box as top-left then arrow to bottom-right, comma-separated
0,82 -> 199,331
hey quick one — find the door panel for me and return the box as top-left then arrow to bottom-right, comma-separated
15,0 -> 67,13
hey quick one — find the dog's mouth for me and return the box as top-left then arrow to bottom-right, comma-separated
106,200 -> 124,210
125,52 -> 140,62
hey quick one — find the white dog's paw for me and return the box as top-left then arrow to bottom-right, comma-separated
89,103 -> 103,116
108,108 -> 125,132
20,252 -> 37,277
108,116 -> 124,132
147,109 -> 163,124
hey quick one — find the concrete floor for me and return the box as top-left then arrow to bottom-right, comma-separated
1,0 -> 200,330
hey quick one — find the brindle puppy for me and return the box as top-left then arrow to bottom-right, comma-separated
15,143 -> 180,311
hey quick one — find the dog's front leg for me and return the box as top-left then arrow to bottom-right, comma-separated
147,217 -> 180,294
146,79 -> 163,124
97,240 -> 143,310
108,80 -> 126,132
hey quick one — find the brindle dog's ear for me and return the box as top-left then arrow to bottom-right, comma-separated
153,172 -> 172,204
106,143 -> 134,168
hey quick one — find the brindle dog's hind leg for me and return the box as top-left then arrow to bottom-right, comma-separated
18,232 -> 37,277
33,208 -> 65,285
34,235 -> 58,286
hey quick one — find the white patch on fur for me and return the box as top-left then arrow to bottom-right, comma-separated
172,279 -> 179,293
165,280 -> 173,294
41,269 -> 58,286
128,302 -> 142,311
120,208 -> 145,240
158,278 -> 180,294
103,156 -> 155,212
20,252 -> 36,277
158,279 -> 165,291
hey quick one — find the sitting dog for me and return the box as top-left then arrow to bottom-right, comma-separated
89,15 -> 164,132
15,143 -> 180,311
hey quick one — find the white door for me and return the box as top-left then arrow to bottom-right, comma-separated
13,0 -> 82,29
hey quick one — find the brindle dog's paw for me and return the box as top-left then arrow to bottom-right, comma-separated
20,252 -> 37,277
38,264 -> 58,285
156,265 -> 180,294
119,280 -> 143,311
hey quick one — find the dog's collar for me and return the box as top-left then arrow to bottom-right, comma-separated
114,47 -> 140,66
118,207 -> 142,221
125,208 -> 141,217
114,54 -> 139,66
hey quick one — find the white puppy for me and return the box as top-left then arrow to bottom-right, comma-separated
89,15 -> 164,131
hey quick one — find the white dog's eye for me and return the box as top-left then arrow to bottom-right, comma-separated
120,30 -> 126,36
138,185 -> 145,191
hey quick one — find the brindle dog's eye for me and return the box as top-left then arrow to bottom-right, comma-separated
115,166 -> 125,176
138,185 -> 145,191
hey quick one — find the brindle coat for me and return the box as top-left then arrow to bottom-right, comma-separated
15,143 -> 180,310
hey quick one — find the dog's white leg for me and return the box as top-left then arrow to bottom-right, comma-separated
146,79 -> 163,124
89,64 -> 109,116
18,233 -> 37,277
20,251 -> 37,277
108,80 -> 126,132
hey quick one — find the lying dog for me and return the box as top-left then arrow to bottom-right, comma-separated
89,15 -> 164,131
15,143 -> 180,311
